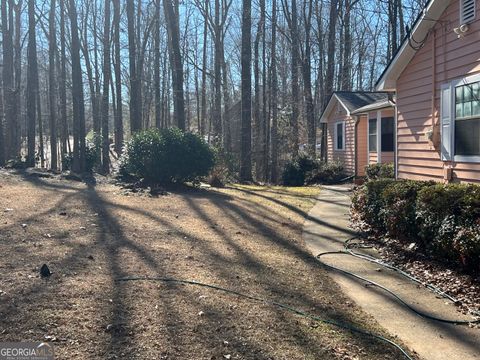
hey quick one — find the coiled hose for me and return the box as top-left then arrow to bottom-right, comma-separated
117,276 -> 415,360
316,237 -> 480,324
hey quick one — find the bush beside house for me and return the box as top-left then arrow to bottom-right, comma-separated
364,163 -> 394,181
352,180 -> 480,273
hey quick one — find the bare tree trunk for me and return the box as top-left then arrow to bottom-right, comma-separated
283,0 -> 300,157
314,0 -> 325,110
253,1 -> 263,177
369,22 -> 380,90
399,0 -> 405,41
324,0 -> 338,106
81,4 -> 100,137
301,0 -> 316,157
59,0 -> 68,164
212,0 -> 222,144
261,0 -> 268,181
270,0 -> 278,183
221,51 -> 231,153
2,1 -> 16,163
92,0 -> 101,134
240,0 -> 252,182
101,0 -> 111,173
200,1 -> 208,137
154,0 -> 161,129
13,0 -> 22,158
127,0 -> 141,132
0,67 -> 4,166
37,85 -> 44,168
163,0 -> 186,130
389,0 -> 398,59
26,0 -> 37,167
113,0 -> 123,153
49,0 -> 58,170
194,27 -> 201,134
340,0 -> 353,91
69,0 -> 86,172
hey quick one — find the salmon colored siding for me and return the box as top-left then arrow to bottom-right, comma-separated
381,152 -> 395,163
326,102 -> 356,176
396,0 -> 480,183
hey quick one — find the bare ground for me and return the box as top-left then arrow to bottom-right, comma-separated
0,171 -> 408,359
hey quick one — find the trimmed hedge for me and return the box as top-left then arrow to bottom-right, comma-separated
306,161 -> 347,185
365,163 -> 394,180
352,179 -> 480,273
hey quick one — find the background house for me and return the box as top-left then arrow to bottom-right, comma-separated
320,92 -> 395,177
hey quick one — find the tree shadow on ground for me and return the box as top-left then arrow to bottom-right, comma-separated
0,176 -> 411,359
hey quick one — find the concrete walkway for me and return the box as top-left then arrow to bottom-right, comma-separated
303,185 -> 480,360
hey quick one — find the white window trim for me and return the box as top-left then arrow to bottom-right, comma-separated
448,73 -> 480,163
334,121 -> 346,151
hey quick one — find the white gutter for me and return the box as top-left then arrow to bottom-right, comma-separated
376,0 -> 451,91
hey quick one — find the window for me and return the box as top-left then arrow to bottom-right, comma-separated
368,118 -> 377,152
454,80 -> 480,156
381,117 -> 395,152
460,0 -> 476,24
334,122 -> 345,150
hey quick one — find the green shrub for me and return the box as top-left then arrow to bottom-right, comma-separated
306,161 -> 346,185
119,128 -> 215,184
365,163 -> 394,181
351,178 -> 396,232
281,153 -> 317,186
351,179 -> 480,273
453,225 -> 480,272
381,180 -> 433,241
416,183 -> 480,252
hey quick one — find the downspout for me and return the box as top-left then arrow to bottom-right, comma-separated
377,110 -> 382,163
431,28 -> 436,132
354,115 -> 359,178
394,100 -> 398,180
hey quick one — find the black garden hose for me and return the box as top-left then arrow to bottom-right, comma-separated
116,276 -> 415,360
316,237 -> 480,325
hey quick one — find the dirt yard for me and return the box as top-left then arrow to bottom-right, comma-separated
0,171 -> 410,359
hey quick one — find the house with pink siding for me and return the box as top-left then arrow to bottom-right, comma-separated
320,92 -> 395,178
376,0 -> 480,183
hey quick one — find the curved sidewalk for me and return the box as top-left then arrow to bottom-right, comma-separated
303,185 -> 480,360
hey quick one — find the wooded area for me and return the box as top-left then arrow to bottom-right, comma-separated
0,0 -> 425,181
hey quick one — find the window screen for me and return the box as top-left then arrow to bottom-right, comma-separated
455,118 -> 480,155
336,123 -> 344,150
455,81 -> 480,119
381,117 -> 394,152
368,118 -> 377,152
455,81 -> 480,156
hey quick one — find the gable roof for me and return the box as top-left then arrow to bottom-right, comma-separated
351,98 -> 396,115
376,0 -> 451,91
319,92 -> 391,123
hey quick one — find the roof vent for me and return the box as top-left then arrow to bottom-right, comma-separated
460,0 -> 476,24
